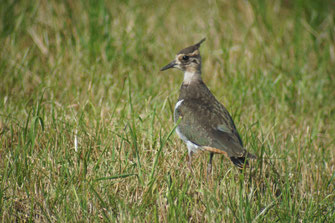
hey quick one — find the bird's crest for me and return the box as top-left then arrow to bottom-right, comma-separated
178,38 -> 206,55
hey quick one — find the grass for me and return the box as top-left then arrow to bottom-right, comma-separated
0,0 -> 335,222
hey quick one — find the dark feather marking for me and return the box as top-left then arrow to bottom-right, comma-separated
178,38 -> 206,54
230,156 -> 248,168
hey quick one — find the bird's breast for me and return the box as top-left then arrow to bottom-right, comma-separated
174,99 -> 184,123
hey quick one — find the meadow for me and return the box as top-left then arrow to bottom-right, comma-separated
0,0 -> 334,222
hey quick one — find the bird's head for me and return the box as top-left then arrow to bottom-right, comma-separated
160,38 -> 206,74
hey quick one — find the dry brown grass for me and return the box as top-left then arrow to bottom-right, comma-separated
1,0 -> 334,222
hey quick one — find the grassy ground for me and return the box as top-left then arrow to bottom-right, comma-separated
1,0 -> 335,222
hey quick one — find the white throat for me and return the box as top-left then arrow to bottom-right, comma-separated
183,71 -> 201,84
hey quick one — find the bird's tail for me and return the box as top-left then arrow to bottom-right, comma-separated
230,152 -> 257,169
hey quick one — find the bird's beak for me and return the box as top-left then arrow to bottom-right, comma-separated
160,60 -> 176,71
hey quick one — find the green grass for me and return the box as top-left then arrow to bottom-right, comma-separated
1,0 -> 335,222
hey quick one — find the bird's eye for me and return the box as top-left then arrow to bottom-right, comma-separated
182,55 -> 189,60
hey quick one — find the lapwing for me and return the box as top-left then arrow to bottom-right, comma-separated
160,38 -> 256,174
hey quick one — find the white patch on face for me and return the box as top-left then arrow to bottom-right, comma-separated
175,55 -> 182,65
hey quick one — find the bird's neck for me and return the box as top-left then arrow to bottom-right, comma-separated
179,75 -> 212,101
183,70 -> 202,84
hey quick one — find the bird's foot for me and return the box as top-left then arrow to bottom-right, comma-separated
207,163 -> 212,180
187,151 -> 194,172
188,160 -> 194,173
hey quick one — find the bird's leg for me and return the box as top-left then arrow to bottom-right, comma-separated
188,150 -> 194,170
207,153 -> 214,176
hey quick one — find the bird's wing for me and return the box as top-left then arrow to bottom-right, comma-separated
175,99 -> 247,158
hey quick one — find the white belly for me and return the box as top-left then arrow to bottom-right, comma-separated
176,127 -> 202,154
175,99 -> 202,154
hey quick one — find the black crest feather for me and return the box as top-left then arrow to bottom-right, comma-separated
178,38 -> 206,54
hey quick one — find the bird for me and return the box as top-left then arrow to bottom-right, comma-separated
160,38 -> 256,174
